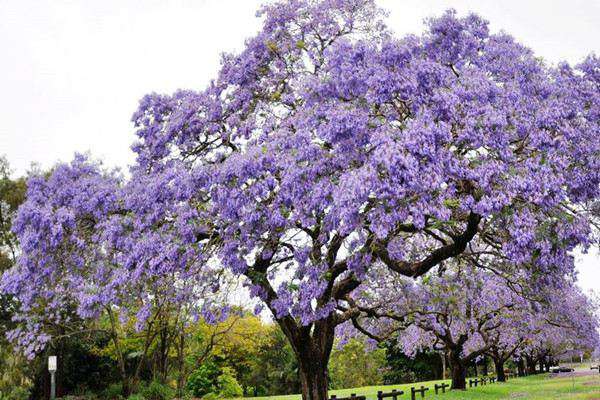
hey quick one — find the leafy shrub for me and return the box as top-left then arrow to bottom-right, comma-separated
216,368 -> 242,398
140,380 -> 174,400
200,393 -> 218,400
126,394 -> 145,400
101,383 -> 123,400
185,362 -> 220,397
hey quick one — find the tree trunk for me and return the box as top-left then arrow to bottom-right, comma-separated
441,351 -> 447,380
538,359 -> 544,373
449,350 -> 467,390
482,356 -> 489,376
298,359 -> 329,400
176,328 -> 186,397
517,358 -> 525,377
525,355 -> 536,375
107,307 -> 132,396
279,317 -> 335,400
494,357 -> 506,382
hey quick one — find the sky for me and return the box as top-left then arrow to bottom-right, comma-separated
0,0 -> 598,293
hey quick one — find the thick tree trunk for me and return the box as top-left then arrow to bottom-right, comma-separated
278,317 -> 335,400
538,359 -> 544,373
494,357 -> 506,382
449,351 -> 467,390
298,359 -> 329,400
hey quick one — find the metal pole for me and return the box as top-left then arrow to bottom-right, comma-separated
50,371 -> 56,400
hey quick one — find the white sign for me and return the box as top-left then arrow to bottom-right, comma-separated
48,356 -> 57,372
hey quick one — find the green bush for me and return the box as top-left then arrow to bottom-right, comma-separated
185,362 -> 220,397
140,380 -> 174,400
216,368 -> 242,398
126,394 -> 145,400
101,383 -> 123,400
200,393 -> 218,400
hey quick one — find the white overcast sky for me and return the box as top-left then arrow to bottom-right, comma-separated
0,0 -> 598,293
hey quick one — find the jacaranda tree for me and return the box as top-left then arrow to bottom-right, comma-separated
1,156 -> 230,394
3,1 -> 600,399
346,264 -> 599,388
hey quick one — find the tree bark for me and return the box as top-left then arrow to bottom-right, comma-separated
176,328 -> 186,397
482,356 -> 489,376
494,357 -> 506,382
298,359 -> 329,400
449,350 -> 467,390
525,355 -> 536,375
517,358 -> 525,377
279,317 -> 335,400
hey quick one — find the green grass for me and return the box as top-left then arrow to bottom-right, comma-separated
239,373 -> 600,400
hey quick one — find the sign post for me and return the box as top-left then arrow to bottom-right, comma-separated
48,356 -> 57,400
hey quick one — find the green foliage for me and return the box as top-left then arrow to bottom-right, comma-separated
245,326 -> 299,395
216,368 -> 243,397
200,393 -> 218,400
101,383 -> 124,400
328,339 -> 386,389
61,396 -> 98,400
383,343 -> 442,384
0,156 -> 29,394
140,380 -> 174,400
186,361 -> 220,397
0,346 -> 31,393
0,386 -> 30,400
185,362 -> 243,398
126,394 -> 145,400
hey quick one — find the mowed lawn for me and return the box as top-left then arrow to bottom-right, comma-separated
236,373 -> 600,400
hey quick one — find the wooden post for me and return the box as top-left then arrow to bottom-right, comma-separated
434,383 -> 449,394
377,389 -> 403,400
411,386 -> 429,400
329,394 -> 366,400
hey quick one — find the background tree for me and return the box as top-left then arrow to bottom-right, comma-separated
0,155 -> 29,395
328,339 -> 386,390
382,346 -> 443,384
0,157 -> 231,396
